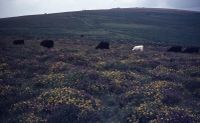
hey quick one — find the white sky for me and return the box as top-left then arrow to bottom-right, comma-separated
0,0 -> 200,18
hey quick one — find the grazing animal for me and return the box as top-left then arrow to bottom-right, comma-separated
80,34 -> 84,38
96,42 -> 109,49
40,40 -> 54,48
183,47 -> 199,54
132,45 -> 144,51
167,46 -> 182,52
13,40 -> 24,45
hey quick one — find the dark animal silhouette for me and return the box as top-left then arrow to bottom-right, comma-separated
167,46 -> 182,52
80,35 -> 84,38
13,40 -> 24,45
96,42 -> 109,49
183,47 -> 199,54
40,40 -> 54,48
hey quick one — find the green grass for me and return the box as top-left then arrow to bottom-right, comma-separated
0,8 -> 200,45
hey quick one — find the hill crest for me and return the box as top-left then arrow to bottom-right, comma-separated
0,8 -> 200,46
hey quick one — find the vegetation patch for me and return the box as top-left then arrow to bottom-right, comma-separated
0,39 -> 200,122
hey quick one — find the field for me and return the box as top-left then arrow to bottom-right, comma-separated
0,38 -> 200,123
0,8 -> 200,46
0,8 -> 200,123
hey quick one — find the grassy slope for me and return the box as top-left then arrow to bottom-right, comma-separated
0,8 -> 200,122
0,8 -> 200,45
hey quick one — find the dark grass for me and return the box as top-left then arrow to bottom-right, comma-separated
0,8 -> 200,46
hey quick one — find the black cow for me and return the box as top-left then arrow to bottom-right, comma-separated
13,40 -> 24,45
40,40 -> 54,48
167,46 -> 182,52
96,42 -> 109,49
80,34 -> 84,38
183,47 -> 199,54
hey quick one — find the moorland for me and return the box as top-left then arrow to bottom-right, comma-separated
0,8 -> 200,123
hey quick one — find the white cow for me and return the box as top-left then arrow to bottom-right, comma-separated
132,45 -> 144,51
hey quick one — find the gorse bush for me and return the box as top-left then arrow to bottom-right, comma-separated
0,39 -> 200,122
9,87 -> 102,122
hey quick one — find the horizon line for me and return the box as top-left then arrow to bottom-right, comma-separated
1,7 -> 200,19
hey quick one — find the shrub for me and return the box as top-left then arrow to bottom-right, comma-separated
193,89 -> 200,98
49,61 -> 68,72
33,73 -> 66,88
96,61 -> 131,71
10,87 -> 102,122
47,104 -> 81,123
66,54 -> 89,66
183,67 -> 200,77
184,80 -> 200,92
135,102 -> 160,123
157,108 -> 194,123
63,71 -> 112,95
161,88 -> 182,105
121,90 -> 148,106
37,87 -> 102,111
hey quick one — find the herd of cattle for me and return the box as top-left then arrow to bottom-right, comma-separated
167,46 -> 199,53
13,40 -> 199,54
13,39 -> 54,48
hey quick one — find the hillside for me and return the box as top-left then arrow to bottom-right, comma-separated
1,39 -> 200,122
1,8 -> 200,123
0,8 -> 200,45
